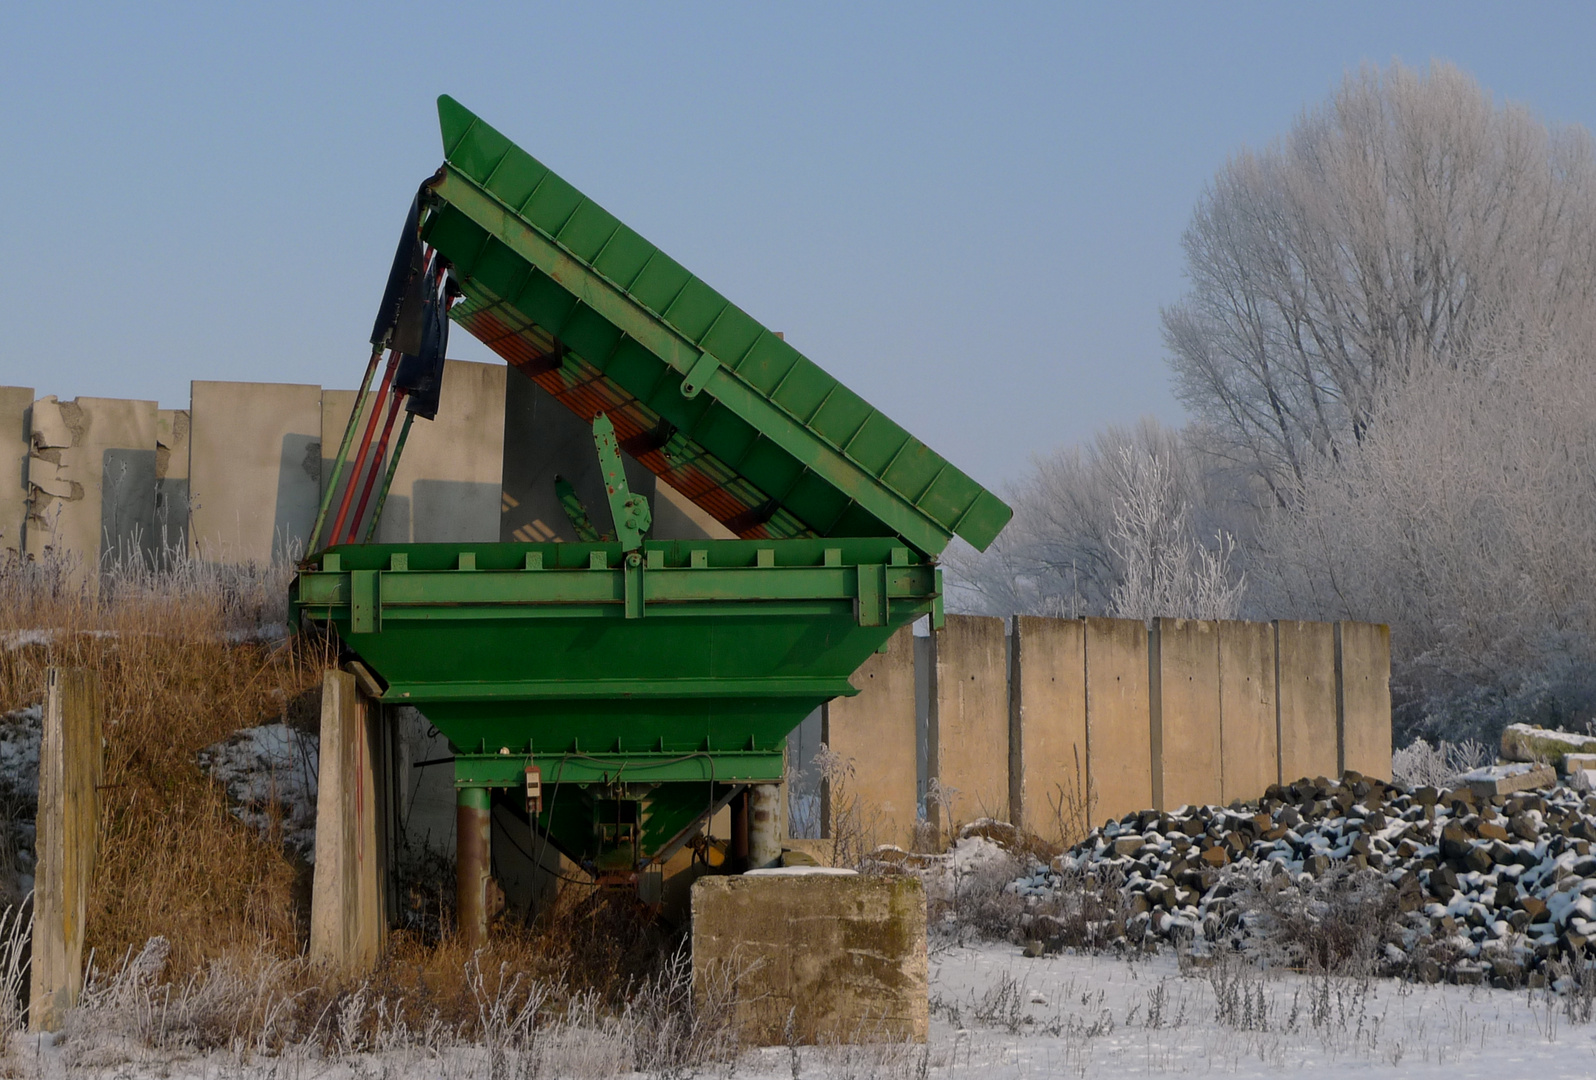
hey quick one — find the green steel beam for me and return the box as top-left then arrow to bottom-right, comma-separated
431,165 -> 966,558
455,751 -> 785,788
386,676 -> 858,703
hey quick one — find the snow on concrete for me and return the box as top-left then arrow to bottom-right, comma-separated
196,723 -> 318,861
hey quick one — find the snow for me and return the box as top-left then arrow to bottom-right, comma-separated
12,943 -> 1596,1078
196,723 -> 319,860
745,866 -> 858,876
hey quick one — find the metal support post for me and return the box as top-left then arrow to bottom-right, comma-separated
456,786 -> 491,946
363,411 -> 416,543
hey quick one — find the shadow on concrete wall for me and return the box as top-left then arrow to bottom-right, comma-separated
101,448 -> 157,568
274,433 -> 322,560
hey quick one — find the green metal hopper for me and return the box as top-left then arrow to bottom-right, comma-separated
291,97 -> 1010,909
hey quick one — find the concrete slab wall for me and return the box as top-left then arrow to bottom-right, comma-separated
0,387 -> 32,555
822,625 -> 918,849
1010,616 -> 1088,843
1277,620 -> 1339,782
1084,617 -> 1152,826
1153,618 -> 1222,812
26,396 -> 158,580
323,360 -> 506,544
928,615 -> 1009,828
1338,622 -> 1393,781
1218,620 -> 1278,803
188,381 -> 321,563
499,365 -> 656,544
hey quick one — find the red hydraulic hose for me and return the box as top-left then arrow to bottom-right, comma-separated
342,388 -> 408,545
328,351 -> 399,548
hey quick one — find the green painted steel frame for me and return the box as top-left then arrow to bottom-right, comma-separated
424,96 -> 1013,556
453,750 -> 784,788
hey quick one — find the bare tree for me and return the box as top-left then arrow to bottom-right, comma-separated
1256,314 -> 1596,739
1164,60 -> 1596,502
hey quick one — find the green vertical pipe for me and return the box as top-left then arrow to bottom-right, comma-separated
362,411 -> 416,544
306,347 -> 382,558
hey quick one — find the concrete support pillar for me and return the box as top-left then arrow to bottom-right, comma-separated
28,668 -> 102,1033
456,786 -> 491,947
310,670 -> 385,973
749,784 -> 782,869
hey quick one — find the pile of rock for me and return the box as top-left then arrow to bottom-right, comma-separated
1011,771 -> 1596,989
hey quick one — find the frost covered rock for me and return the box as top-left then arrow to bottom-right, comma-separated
198,723 -> 319,860
1501,723 -> 1596,769
1002,769 -> 1596,989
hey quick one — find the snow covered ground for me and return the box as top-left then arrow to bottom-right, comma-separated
10,943 -> 1596,1078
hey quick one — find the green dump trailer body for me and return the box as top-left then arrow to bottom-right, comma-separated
291,97 -> 1010,878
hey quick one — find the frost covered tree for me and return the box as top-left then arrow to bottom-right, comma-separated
1163,60 -> 1596,502
945,419 -> 1244,620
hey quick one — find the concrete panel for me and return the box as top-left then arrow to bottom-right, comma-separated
928,615 -> 1009,830
1084,617 -> 1152,825
0,387 -> 32,555
322,360 -> 506,544
821,625 -> 918,850
28,668 -> 102,1032
26,396 -> 158,580
1277,620 -> 1339,783
499,365 -> 655,544
1010,616 -> 1088,843
1218,620 -> 1278,803
189,381 -> 321,563
154,409 -> 190,560
1338,622 -> 1392,781
1154,619 -> 1222,812
691,873 -> 927,1044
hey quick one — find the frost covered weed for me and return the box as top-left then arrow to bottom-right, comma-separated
1391,736 -> 1490,787
1231,864 -> 1402,976
35,933 -> 748,1078
0,901 -> 29,1056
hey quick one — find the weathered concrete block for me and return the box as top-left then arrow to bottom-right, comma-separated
1500,724 -> 1596,769
929,615 -> 1009,829
310,670 -> 385,974
822,625 -> 918,849
29,668 -> 103,1032
188,381 -> 321,563
1010,616 -> 1087,842
1337,622 -> 1392,781
1463,763 -> 1558,798
691,871 -> 927,1044
0,387 -> 32,556
26,396 -> 158,581
1218,620 -> 1278,803
1084,617 -> 1152,824
1153,619 -> 1222,811
1276,621 -> 1338,783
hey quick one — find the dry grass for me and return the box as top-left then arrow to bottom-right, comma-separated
0,547 -> 328,975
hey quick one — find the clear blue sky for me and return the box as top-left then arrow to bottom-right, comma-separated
5,3 -> 1595,490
